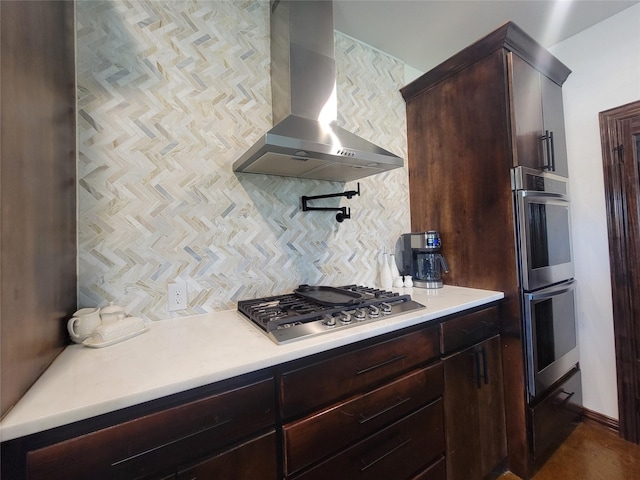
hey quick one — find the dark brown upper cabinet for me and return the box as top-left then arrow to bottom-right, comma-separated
510,53 -> 569,176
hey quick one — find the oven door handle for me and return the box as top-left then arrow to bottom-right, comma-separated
526,281 -> 575,301
519,190 -> 570,202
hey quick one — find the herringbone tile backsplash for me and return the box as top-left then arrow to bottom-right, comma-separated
76,0 -> 410,320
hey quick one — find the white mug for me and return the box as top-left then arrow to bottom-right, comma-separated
67,307 -> 101,343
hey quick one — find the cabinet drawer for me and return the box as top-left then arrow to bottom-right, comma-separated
284,362 -> 444,475
293,399 -> 444,480
177,430 -> 277,480
26,377 -> 275,480
411,456 -> 446,480
529,367 -> 582,460
440,307 -> 499,355
280,326 -> 439,419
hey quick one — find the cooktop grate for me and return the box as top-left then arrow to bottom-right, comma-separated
237,285 -> 424,343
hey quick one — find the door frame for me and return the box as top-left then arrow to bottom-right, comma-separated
599,99 -> 640,443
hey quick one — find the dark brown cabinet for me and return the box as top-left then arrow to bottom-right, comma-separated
279,325 -> 445,480
510,53 -> 569,176
22,377 -> 276,480
279,327 -> 440,419
283,364 -> 444,476
401,21 -> 572,479
528,367 -> 582,463
294,401 -> 445,480
443,335 -> 506,480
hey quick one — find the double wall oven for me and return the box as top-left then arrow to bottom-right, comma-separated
513,166 -> 579,402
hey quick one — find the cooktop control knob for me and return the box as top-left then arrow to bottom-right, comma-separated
339,311 -> 352,324
367,305 -> 380,317
354,308 -> 367,321
380,302 -> 392,314
323,315 -> 336,328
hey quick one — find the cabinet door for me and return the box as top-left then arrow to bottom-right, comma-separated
510,53 -> 544,171
540,74 -> 569,177
443,335 -> 506,480
510,53 -> 569,176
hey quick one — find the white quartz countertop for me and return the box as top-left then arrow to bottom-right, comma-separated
0,285 -> 503,442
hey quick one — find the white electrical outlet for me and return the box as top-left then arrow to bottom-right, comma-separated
168,281 -> 188,312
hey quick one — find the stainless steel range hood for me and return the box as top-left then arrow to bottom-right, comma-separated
233,0 -> 403,182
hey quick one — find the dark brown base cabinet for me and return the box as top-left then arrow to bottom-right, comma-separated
4,375 -> 277,480
528,367 -> 582,467
279,326 -> 446,480
439,308 -> 507,480
443,335 -> 507,480
1,303 -> 504,480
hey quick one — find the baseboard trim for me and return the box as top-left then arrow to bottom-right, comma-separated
581,407 -> 619,433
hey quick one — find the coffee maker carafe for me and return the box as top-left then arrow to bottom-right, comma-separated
402,231 -> 450,288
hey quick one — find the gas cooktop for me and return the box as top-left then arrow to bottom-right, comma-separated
237,284 -> 426,344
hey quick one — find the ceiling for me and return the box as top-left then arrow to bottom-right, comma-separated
333,0 -> 639,73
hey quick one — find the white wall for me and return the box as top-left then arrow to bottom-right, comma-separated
549,3 -> 640,419
403,64 -> 424,85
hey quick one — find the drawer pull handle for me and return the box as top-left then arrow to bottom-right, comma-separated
482,346 -> 489,385
553,390 -> 575,407
112,416 -> 232,469
359,437 -> 412,471
461,321 -> 491,337
475,349 -> 482,389
474,346 -> 490,389
356,355 -> 407,375
358,396 -> 412,424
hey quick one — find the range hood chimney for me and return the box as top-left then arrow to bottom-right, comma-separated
233,0 -> 403,182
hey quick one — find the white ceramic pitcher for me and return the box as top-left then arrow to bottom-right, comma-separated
67,307 -> 101,343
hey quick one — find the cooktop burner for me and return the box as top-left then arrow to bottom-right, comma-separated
237,284 -> 426,344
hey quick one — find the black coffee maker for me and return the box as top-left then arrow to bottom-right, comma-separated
402,231 -> 450,288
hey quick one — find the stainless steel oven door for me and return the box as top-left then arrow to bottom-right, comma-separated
524,280 -> 579,401
516,190 -> 574,291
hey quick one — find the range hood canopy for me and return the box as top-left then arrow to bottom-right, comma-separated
233,0 -> 403,182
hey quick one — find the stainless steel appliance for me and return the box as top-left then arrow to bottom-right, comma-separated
237,285 -> 425,344
233,0 -> 403,182
523,280 -> 579,399
513,166 -> 579,403
513,166 -> 574,291
402,231 -> 450,288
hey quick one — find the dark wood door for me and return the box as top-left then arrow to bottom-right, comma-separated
443,335 -> 507,480
600,100 -> 640,443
